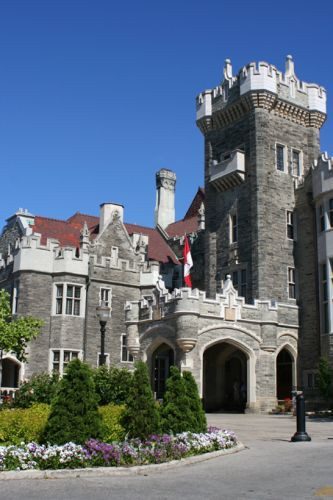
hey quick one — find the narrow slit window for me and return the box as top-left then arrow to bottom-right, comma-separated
288,268 -> 296,299
276,145 -> 285,172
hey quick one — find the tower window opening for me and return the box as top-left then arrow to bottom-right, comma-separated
230,212 -> 238,244
287,211 -> 294,240
288,267 -> 296,299
290,149 -> 301,177
276,144 -> 285,172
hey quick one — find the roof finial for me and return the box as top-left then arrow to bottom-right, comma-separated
224,58 -> 233,81
285,54 -> 295,77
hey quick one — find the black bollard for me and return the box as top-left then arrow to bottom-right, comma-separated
291,393 -> 311,442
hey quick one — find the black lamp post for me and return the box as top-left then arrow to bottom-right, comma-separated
96,301 -> 111,366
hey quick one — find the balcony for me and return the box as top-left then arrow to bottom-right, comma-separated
209,150 -> 245,191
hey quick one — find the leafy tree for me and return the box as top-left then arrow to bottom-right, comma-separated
317,357 -> 332,401
93,365 -> 133,405
42,359 -> 103,444
160,366 -> 192,434
14,373 -> 60,408
121,360 -> 160,439
183,371 -> 207,433
0,289 -> 43,387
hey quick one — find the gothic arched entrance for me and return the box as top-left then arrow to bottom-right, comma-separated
203,341 -> 248,412
1,358 -> 20,388
276,348 -> 294,400
151,343 -> 174,399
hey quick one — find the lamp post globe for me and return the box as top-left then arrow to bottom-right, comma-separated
96,301 -> 111,366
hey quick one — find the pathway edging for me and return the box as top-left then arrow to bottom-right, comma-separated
0,442 -> 246,480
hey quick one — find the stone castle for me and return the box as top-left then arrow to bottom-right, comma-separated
0,56 -> 331,411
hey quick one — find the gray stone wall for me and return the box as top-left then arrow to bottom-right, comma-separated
204,106 -> 320,305
295,176 -> 321,387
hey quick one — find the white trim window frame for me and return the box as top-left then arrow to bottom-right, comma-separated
49,349 -> 82,376
121,334 -> 134,363
99,287 -> 112,310
276,143 -> 287,173
53,283 -> 85,317
290,148 -> 303,177
286,210 -> 295,240
288,267 -> 296,300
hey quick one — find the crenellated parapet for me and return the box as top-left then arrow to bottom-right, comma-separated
312,152 -> 333,200
196,55 -> 326,133
124,276 -> 299,357
0,229 -> 163,288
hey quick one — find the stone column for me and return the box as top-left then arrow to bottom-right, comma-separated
257,347 -> 278,412
126,323 -> 140,359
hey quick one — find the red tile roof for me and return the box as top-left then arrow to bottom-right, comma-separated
33,216 -> 82,247
184,188 -> 205,219
32,213 -> 178,264
125,223 -> 178,264
165,187 -> 204,238
166,216 -> 198,238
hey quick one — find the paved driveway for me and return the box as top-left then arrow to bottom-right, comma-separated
1,414 -> 332,500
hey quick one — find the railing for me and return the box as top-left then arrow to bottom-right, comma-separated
0,387 -> 18,403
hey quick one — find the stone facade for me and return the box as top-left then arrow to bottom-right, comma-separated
125,279 -> 298,412
0,55 -> 331,411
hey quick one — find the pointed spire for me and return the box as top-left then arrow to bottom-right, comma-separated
80,221 -> 90,250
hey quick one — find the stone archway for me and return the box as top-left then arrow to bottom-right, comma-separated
151,343 -> 174,399
1,357 -> 20,388
203,341 -> 248,412
276,348 -> 294,400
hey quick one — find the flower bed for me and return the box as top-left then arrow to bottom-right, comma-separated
0,427 -> 237,471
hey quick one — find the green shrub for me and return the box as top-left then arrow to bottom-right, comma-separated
0,403 -> 50,445
317,357 -> 332,401
160,366 -> 192,434
14,373 -> 60,408
93,366 -> 133,405
121,360 -> 160,439
183,371 -> 207,433
99,404 -> 126,442
42,359 -> 103,445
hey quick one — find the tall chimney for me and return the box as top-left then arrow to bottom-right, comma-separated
99,203 -> 124,233
154,169 -> 176,229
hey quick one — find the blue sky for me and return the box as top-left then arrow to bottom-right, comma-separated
1,0 -> 332,229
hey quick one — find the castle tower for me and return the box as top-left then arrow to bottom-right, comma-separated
196,56 -> 326,303
154,169 -> 176,229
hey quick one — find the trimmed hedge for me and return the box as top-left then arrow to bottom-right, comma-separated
0,403 -> 50,445
99,404 -> 126,442
0,404 -> 125,445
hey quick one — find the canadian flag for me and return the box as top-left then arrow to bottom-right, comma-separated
183,236 -> 193,287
